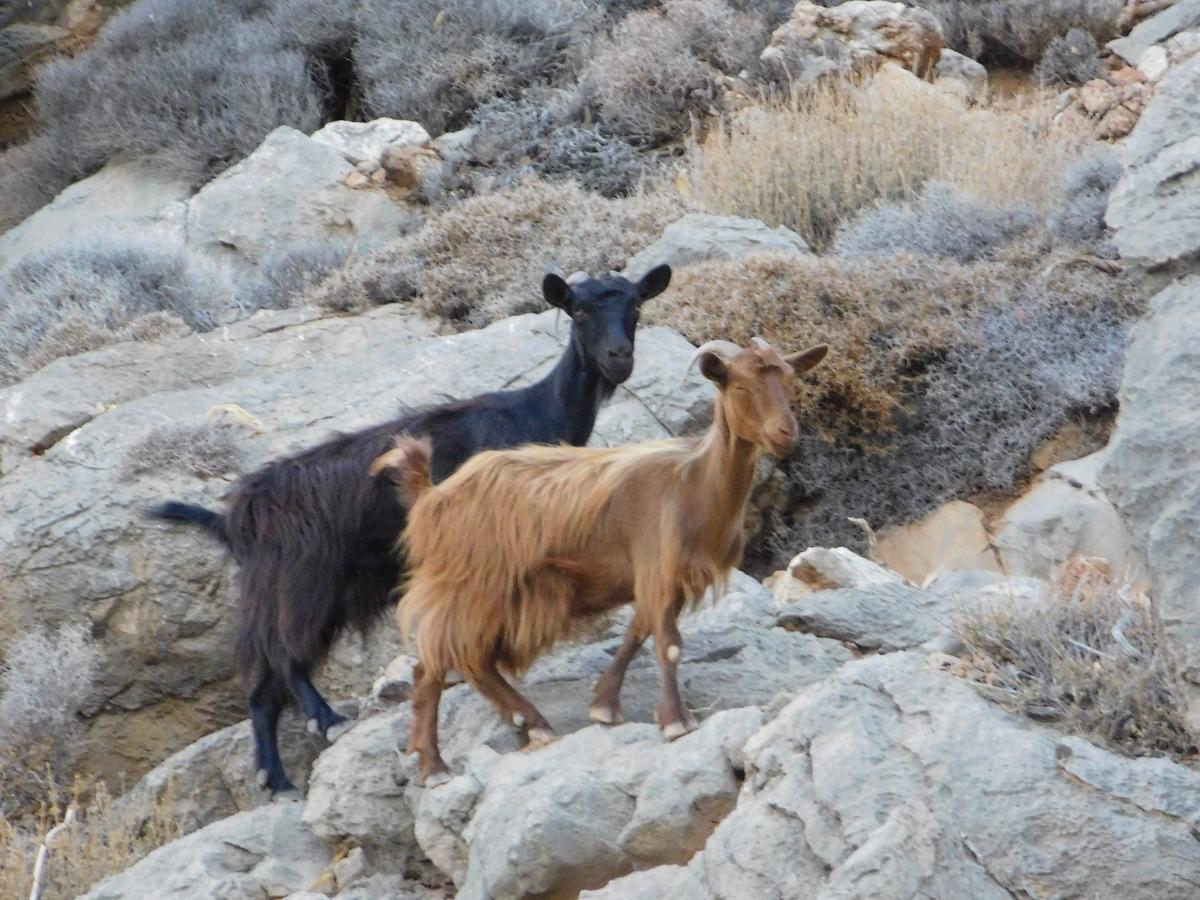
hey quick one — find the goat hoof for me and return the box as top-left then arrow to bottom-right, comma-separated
306,717 -> 320,735
424,769 -> 453,788
662,721 -> 690,742
325,719 -> 354,743
255,768 -> 269,789
445,669 -> 464,686
523,727 -> 558,752
588,704 -> 622,726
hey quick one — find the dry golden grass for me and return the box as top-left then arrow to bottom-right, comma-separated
956,561 -> 1194,759
686,70 -> 1094,249
0,778 -> 183,900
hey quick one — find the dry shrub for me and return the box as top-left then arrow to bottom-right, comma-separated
307,178 -> 687,326
0,778 -> 183,900
0,236 -> 236,386
0,625 -> 100,821
120,421 -> 247,480
958,566 -> 1194,758
650,245 -> 1140,567
355,0 -> 596,135
583,0 -> 765,144
687,75 -> 1092,249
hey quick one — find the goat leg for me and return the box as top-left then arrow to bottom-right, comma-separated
249,675 -> 298,796
589,614 -> 649,725
289,665 -> 352,742
473,661 -> 556,746
652,615 -> 696,741
409,663 -> 451,784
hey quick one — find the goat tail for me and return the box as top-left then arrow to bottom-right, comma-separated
148,501 -> 229,549
369,434 -> 433,508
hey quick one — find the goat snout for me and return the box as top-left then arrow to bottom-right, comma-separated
767,421 -> 799,456
607,346 -> 633,361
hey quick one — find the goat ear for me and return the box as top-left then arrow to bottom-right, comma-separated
542,273 -> 572,312
785,344 -> 828,374
636,264 -> 671,304
698,351 -> 728,386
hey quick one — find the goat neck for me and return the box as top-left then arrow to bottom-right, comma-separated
537,327 -> 616,447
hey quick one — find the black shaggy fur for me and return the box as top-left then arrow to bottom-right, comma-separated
150,266 -> 671,794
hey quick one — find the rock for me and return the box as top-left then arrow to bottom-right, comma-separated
304,709 -> 419,854
0,306 -> 713,783
454,710 -> 763,899
760,0 -> 943,87
81,801 -> 332,900
586,653 -> 1200,898
186,126 -> 415,274
1109,0 -> 1200,66
119,701 -> 355,837
777,546 -> 904,597
303,579 -> 851,884
876,500 -> 999,585
776,570 -> 1048,653
0,22 -> 68,99
622,214 -> 811,281
310,118 -> 431,166
1101,276 -> 1200,729
776,582 -> 946,651
996,449 -> 1142,582
933,48 -> 988,104
379,142 -> 446,197
1107,56 -> 1200,277
0,160 -> 192,273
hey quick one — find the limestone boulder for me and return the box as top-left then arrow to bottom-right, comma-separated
1102,276 -> 1200,729
933,47 -> 988,104
760,1 -> 943,87
0,160 -> 192,273
1106,55 -> 1200,277
1109,0 -> 1200,66
876,500 -> 999,585
81,801 -> 332,900
585,653 -> 1200,898
310,118 -> 431,166
186,126 -> 416,275
623,213 -> 810,281
996,449 -> 1142,581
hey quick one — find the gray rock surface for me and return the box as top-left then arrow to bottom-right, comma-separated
0,160 -> 192,272
760,1 -> 944,87
933,47 -> 988,103
585,653 -> 1200,899
186,126 -> 415,274
996,449 -> 1142,581
1101,276 -> 1200,729
776,573 -> 1047,654
81,801 -> 332,900
303,578 -> 851,888
623,213 -> 810,281
1107,55 -> 1200,278
0,306 -> 714,781
310,118 -> 431,166
1109,0 -> 1200,65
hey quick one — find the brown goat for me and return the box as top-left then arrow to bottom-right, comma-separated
374,338 -> 828,782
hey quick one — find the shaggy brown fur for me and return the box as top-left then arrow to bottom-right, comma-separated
377,339 -> 828,781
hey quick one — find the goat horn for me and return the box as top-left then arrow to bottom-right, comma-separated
750,336 -> 771,350
687,339 -> 744,373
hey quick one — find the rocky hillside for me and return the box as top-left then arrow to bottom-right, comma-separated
3,0 -> 1200,897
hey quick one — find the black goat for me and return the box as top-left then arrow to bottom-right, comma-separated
151,266 -> 672,795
